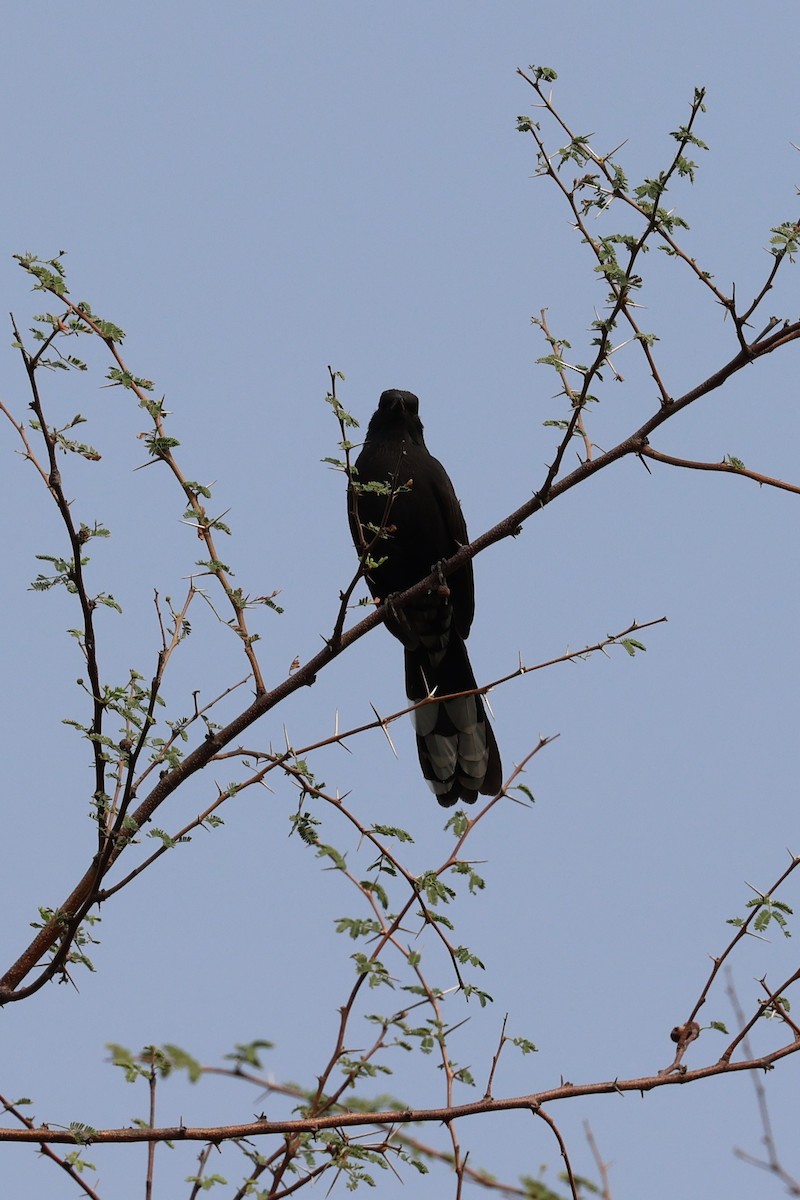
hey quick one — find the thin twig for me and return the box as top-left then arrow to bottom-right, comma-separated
534,1106 -> 579,1200
484,1015 -> 510,1100
640,445 -> 800,497
584,1121 -> 613,1200
0,1092 -> 103,1200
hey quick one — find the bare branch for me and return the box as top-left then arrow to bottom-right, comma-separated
3,1040 -> 799,1146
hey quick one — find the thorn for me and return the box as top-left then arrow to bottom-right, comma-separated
370,703 -> 398,759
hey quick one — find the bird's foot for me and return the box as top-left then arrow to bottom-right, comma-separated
384,593 -> 420,650
431,560 -> 451,600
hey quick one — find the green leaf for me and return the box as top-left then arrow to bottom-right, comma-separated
92,317 -> 126,343
184,480 -> 213,499
462,984 -> 493,1007
289,811 -> 320,844
107,1043 -> 147,1083
769,220 -> 800,261
23,262 -> 69,296
68,1122 -> 97,1145
317,843 -> 346,871
361,879 -> 390,909
371,824 -> 414,843
335,916 -> 382,940
670,126 -> 709,152
147,828 -> 178,850
162,1044 -> 203,1083
184,1174 -> 228,1190
351,953 -> 394,989
106,366 -> 151,390
223,1040 -> 274,1069
95,592 -> 123,613
145,432 -> 180,457
445,809 -> 469,837
416,870 -> 456,906
619,637 -> 647,656
450,861 -> 485,894
453,946 -> 485,970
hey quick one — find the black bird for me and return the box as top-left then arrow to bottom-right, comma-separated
348,389 -> 502,806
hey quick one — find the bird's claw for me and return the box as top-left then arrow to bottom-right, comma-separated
384,593 -> 419,649
432,560 -> 451,599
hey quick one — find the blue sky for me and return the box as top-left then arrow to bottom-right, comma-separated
1,3 -> 800,1197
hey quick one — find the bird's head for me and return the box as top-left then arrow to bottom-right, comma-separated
367,389 -> 425,444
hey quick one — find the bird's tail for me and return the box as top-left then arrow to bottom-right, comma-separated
405,634 -> 502,807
